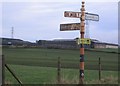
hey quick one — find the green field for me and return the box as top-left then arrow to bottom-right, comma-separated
2,47 -> 119,84
5,64 -> 118,84
3,47 -> 118,71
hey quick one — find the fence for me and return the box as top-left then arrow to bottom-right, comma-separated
57,57 -> 103,83
57,57 -> 61,83
1,55 -> 23,85
2,54 -> 118,84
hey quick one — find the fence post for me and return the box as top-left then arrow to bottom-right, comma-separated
1,55 -> 5,86
57,57 -> 61,84
99,57 -> 101,81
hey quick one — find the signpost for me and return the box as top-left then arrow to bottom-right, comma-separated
76,38 -> 91,45
60,23 -> 80,31
64,11 -> 99,21
60,0 -> 99,84
85,13 -> 99,21
64,11 -> 81,18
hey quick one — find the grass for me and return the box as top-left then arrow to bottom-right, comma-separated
5,64 -> 118,84
86,48 -> 118,53
3,47 -> 118,84
3,47 -> 118,71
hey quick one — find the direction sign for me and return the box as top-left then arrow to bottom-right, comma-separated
76,38 -> 91,44
60,23 -> 80,31
64,11 -> 99,21
64,11 -> 81,18
85,13 -> 99,21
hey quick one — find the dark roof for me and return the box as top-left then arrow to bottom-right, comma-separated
53,39 -> 76,42
0,37 -> 32,45
93,42 -> 118,46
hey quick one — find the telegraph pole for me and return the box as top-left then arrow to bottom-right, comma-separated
11,27 -> 14,39
79,0 -> 85,84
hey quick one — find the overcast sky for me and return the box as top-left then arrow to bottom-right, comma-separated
0,0 -> 119,44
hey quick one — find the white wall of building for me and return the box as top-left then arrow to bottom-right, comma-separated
106,45 -> 118,48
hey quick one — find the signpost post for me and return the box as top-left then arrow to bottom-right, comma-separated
60,0 -> 99,84
79,1 -> 85,83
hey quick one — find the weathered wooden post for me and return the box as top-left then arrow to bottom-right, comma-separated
1,55 -> 5,85
99,57 -> 101,80
60,0 -> 99,84
57,57 -> 61,84
0,55 -> 1,86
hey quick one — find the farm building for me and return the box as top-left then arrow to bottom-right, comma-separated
0,38 -> 33,47
36,39 -> 79,49
91,39 -> 118,48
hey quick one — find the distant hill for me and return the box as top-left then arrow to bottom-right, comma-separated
0,37 -> 118,49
